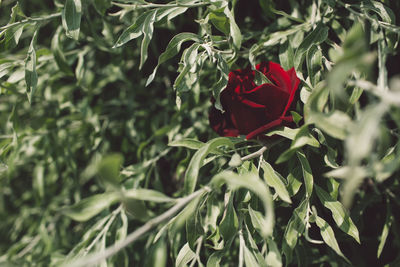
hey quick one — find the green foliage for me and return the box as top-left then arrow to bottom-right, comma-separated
1,0 -> 400,266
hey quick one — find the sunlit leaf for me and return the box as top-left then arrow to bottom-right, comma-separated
63,192 -> 120,222
62,0 -> 82,40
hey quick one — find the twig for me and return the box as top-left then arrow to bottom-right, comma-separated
335,0 -> 400,33
111,1 -> 208,9
84,205 -> 122,255
0,13 -> 61,31
64,186 -> 210,267
240,146 -> 267,161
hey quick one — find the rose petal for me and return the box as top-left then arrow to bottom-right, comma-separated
246,115 -> 294,139
286,67 -> 301,93
221,92 -> 267,135
242,83 -> 290,118
281,67 -> 301,116
209,103 -> 239,137
256,61 -> 292,93
229,66 -> 255,93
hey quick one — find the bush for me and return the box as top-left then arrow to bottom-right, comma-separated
1,0 -> 400,266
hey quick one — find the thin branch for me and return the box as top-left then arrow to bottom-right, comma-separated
240,146 -> 267,161
63,186 -> 210,267
111,1 -> 208,9
335,0 -> 400,33
0,13 -> 61,31
84,205 -> 122,255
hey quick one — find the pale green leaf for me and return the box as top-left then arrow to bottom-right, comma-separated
266,237 -> 282,267
139,10 -> 157,69
224,6 -> 242,49
63,192 -> 120,222
176,243 -> 196,267
315,185 -> 360,243
315,216 -> 350,263
296,151 -> 313,198
260,161 -> 292,204
146,32 -> 201,86
294,24 -> 328,70
123,188 -> 173,203
113,11 -> 150,48
62,0 -> 82,40
211,171 -> 274,238
282,198 -> 308,264
25,27 -> 39,103
185,137 -> 234,194
51,26 -> 73,75
377,202 -> 393,258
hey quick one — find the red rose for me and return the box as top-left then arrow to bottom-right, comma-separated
209,61 -> 300,139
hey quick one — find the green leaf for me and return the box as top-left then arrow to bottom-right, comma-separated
209,9 -> 230,35
62,0 -> 82,40
254,69 -> 273,86
0,3 -> 25,50
296,151 -> 313,198
287,166 -> 302,197
223,6 -> 242,49
211,171 -> 274,238
169,138 -> 205,150
123,188 -> 173,203
173,43 -> 200,91
248,205 -> 264,236
146,32 -> 201,86
279,40 -> 294,70
306,45 -> 322,87
212,53 -> 229,111
123,198 -> 152,221
97,153 -> 123,188
93,0 -> 111,15
276,125 -> 320,163
113,11 -> 150,48
184,137 -> 234,194
315,216 -> 350,263
282,198 -> 308,264
156,7 -> 188,22
228,152 -> 242,168
139,9 -> 157,69
176,243 -> 196,267
243,245 -> 259,267
219,191 -> 238,241
51,27 -> 73,75
307,110 -> 351,140
144,236 -> 168,267
186,202 -> 204,250
266,126 -> 299,140
25,27 -> 39,103
294,23 -> 328,70
169,191 -> 204,240
63,192 -> 120,221
315,185 -> 360,243
377,202 -> 393,258
207,252 -> 222,267
260,161 -> 292,204
266,237 -> 282,267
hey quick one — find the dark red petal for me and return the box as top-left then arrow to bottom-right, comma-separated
256,61 -> 292,92
230,66 -> 255,93
281,67 -> 301,116
209,102 -> 239,137
224,95 -> 267,135
246,116 -> 294,139
286,67 -> 301,93
239,97 -> 266,108
242,83 -> 289,118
